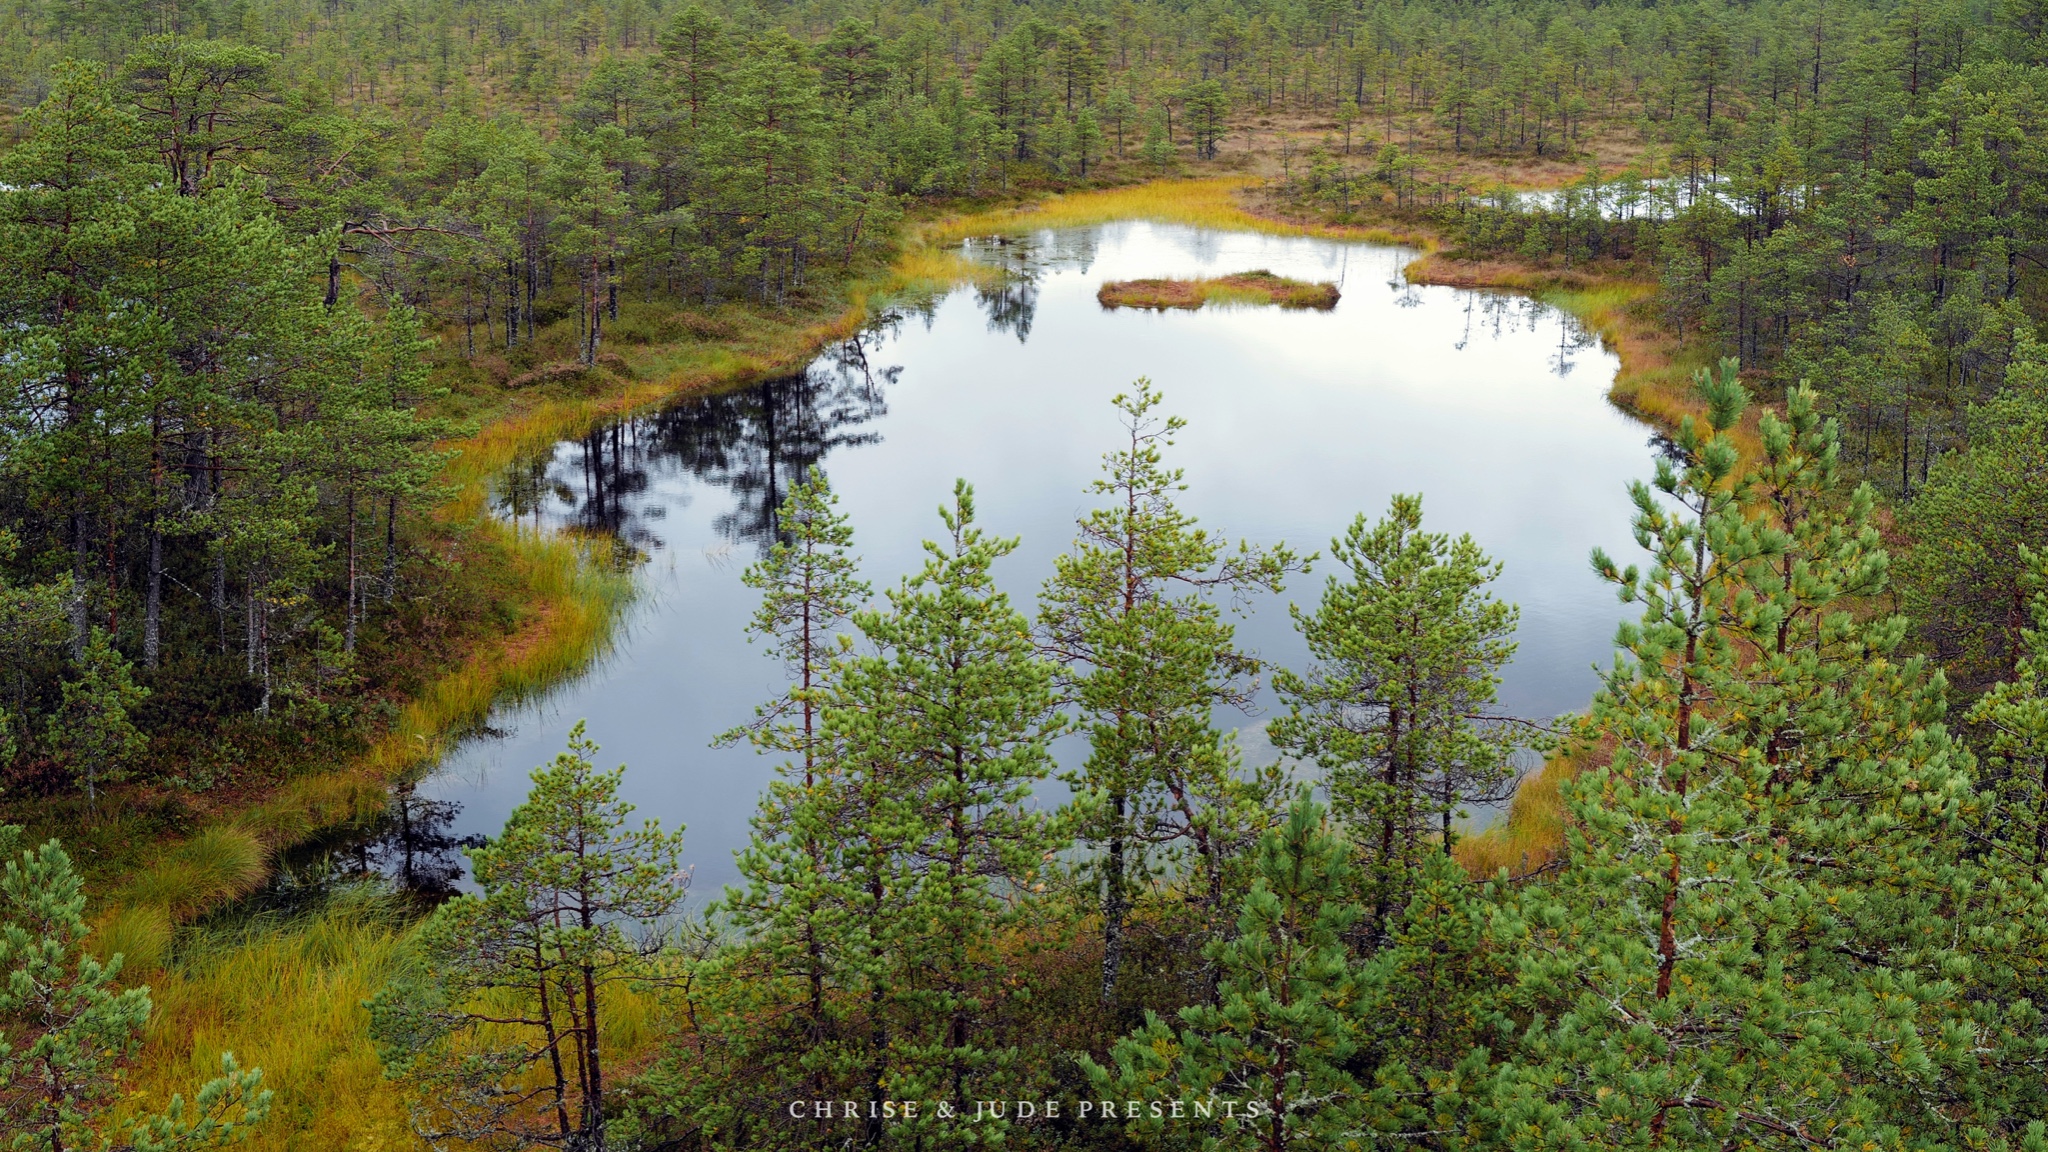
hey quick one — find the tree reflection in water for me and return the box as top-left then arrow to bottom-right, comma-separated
265,782 -> 486,907
493,324 -> 898,556
492,233 -> 1105,545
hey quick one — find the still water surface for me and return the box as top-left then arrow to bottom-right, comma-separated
422,221 -> 1655,897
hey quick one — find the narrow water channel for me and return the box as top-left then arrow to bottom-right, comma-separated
422,221 -> 1654,899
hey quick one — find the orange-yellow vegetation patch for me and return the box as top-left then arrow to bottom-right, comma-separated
1097,270 -> 1340,311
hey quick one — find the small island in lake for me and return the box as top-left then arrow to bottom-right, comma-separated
1097,269 -> 1341,312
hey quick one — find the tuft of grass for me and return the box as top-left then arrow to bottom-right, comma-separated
1454,739 -> 1612,879
92,902 -> 173,977
1098,270 -> 1339,311
117,827 -> 270,922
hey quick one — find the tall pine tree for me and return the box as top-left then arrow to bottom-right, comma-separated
1039,379 -> 1301,1008
1270,493 -> 1521,936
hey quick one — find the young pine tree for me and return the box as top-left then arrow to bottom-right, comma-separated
1726,378 -> 1992,1129
0,827 -> 270,1152
369,724 -> 687,1152
1087,800 -> 1366,1152
1971,545 -> 2048,869
717,472 -> 869,1049
1347,851 -> 1515,1145
46,627 -> 149,804
652,484 -> 1065,1149
1496,362 -> 1980,1144
1269,493 -> 1521,935
1039,379 -> 1301,1008
831,480 -> 1067,1138
1493,360 -> 1837,1144
0,529 -> 75,766
1958,546 -> 2048,1127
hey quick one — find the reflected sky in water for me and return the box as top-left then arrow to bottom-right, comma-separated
429,221 -> 1653,898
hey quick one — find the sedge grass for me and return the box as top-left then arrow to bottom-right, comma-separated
116,884 -> 677,1152
118,891 -> 415,1152
1453,750 -> 1581,879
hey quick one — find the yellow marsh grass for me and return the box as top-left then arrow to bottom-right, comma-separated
118,889 -> 676,1152
120,895 -> 414,1152
94,902 -> 173,976
122,827 -> 268,916
1454,751 -> 1580,878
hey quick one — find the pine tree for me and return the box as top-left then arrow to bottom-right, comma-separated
1142,110 -> 1175,167
0,61 -> 156,661
652,483 -> 1066,1149
1496,362 -> 1982,1143
369,723 -> 687,1152
0,827 -> 270,1152
46,627 -> 149,804
831,479 -> 1066,1137
1970,545 -> 2048,869
1901,336 -> 2048,682
0,531 -> 72,766
1491,359 -> 1845,1144
1727,378 -> 1992,1129
1957,546 -> 2048,1128
1086,800 -> 1366,1152
299,306 -> 454,652
711,473 -> 870,1111
1269,493 -> 1521,935
1347,852 -> 1514,1145
1039,379 -> 1302,1008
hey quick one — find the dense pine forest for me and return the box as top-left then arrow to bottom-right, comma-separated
5,0 -> 2048,1145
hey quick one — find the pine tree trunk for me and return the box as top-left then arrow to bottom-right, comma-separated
580,964 -> 605,1147
145,425 -> 163,668
70,511 -> 91,660
246,578 -> 259,681
535,943 -> 576,1142
145,520 -> 162,670
384,496 -> 400,601
213,548 -> 228,655
1101,795 -> 1127,1006
345,489 -> 359,653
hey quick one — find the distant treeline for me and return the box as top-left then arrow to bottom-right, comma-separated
1264,1 -> 2048,689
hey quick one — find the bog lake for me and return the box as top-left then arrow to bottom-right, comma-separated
395,220 -> 1655,898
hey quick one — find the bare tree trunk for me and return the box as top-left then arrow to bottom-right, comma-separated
70,512 -> 91,659
145,520 -> 162,669
344,488 -> 359,653
144,421 -> 164,667
213,549 -> 228,655
1100,799 -> 1127,1006
245,576 -> 258,682
383,496 -> 400,601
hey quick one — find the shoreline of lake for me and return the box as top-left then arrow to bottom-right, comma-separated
92,177 -> 1691,938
